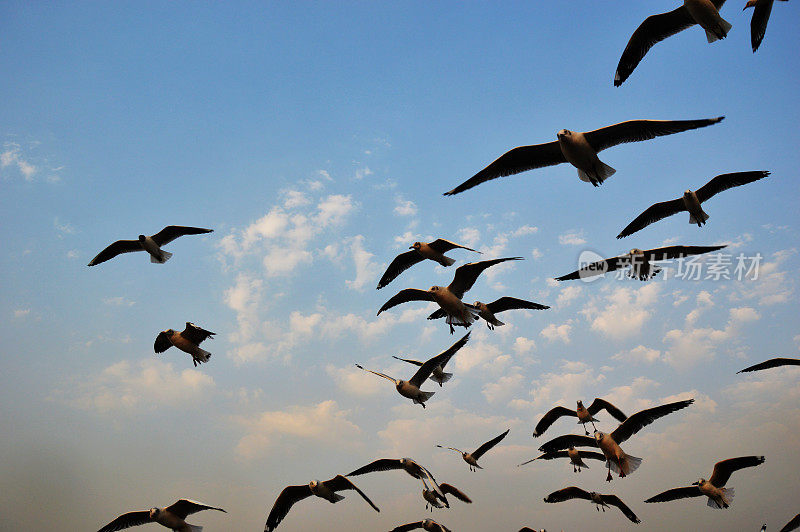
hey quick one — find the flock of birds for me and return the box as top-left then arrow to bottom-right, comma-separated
83,1 -> 798,531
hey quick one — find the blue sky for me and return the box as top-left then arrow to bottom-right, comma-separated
1,2 -> 799,531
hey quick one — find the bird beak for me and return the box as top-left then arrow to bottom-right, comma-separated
691,481 -> 699,486
409,246 -> 414,249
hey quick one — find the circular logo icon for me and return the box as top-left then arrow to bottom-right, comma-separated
576,250 -> 607,282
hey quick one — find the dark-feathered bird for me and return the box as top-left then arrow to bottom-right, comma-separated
422,482 -> 471,510
555,245 -> 726,281
443,117 -> 724,194
428,296 -> 549,330
264,475 -> 379,532
154,322 -> 215,367
436,429 -> 510,471
391,519 -> 452,532
88,225 -> 212,266
744,0 -> 788,52
377,239 -> 480,289
97,499 -> 225,532
391,332 -> 470,387
779,512 -> 800,532
645,456 -> 765,509
737,357 -> 800,373
378,257 -> 522,333
347,457 -> 446,501
617,171 -> 770,238
614,1 -> 731,86
533,399 -> 628,437
519,446 -> 607,473
543,486 -> 640,523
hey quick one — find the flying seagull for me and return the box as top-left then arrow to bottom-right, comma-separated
539,399 -> 694,481
377,239 -> 480,289
737,357 -> 800,373
745,0 -> 788,52
617,171 -> 770,238
154,322 -> 215,367
391,519 -> 452,532
437,429 -> 510,471
264,475 -> 379,532
97,499 -> 225,532
443,117 -> 724,194
355,333 -> 468,407
533,399 -> 628,437
614,1 -> 732,86
421,482 -> 472,510
555,245 -> 726,281
543,487 -> 641,524
645,456 -> 765,509
518,446 -> 608,473
392,332 -> 470,387
779,513 -> 800,532
378,257 -> 523,333
428,296 -> 549,330
88,225 -> 213,266
347,457 -> 446,501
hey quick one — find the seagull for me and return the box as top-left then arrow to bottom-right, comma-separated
347,458 -> 446,501
377,239 -> 480,289
391,519 -> 452,532
154,323 -> 215,367
443,117 -> 724,194
539,399 -> 694,481
533,399 -> 628,437
543,487 -> 641,524
355,333 -> 468,407
264,475 -> 379,532
645,456 -> 765,509
428,296 -> 550,330
616,171 -> 770,238
392,332 -> 470,387
421,482 -> 472,510
614,1 -> 732,86
378,257 -> 523,333
97,499 -> 225,532
519,528 -> 547,532
555,245 -> 726,281
744,0 -> 788,52
436,429 -> 510,471
737,357 -> 800,373
779,513 -> 800,532
88,226 -> 213,266
518,446 -> 608,473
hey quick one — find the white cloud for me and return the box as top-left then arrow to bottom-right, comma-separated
102,296 -> 135,307
326,364 -> 387,397
540,321 -> 572,343
344,235 -> 380,291
482,371 -> 524,404
612,345 -> 662,364
314,194 -> 354,226
512,360 -> 605,412
457,227 -> 481,249
556,285 -> 582,307
512,225 -> 538,237
512,336 -> 536,354
580,283 -> 661,340
13,309 -> 30,318
283,190 -> 311,209
531,248 -> 543,260
1,142 -> 37,181
730,248 -> 796,306
393,196 -> 418,217
354,166 -> 373,180
558,229 -> 586,246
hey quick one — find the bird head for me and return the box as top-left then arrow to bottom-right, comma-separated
629,248 -> 644,256
149,508 -> 160,519
309,480 -> 319,488
557,129 -> 572,140
683,190 -> 693,197
594,431 -> 604,442
411,242 -> 422,250
576,400 -> 584,408
568,445 -> 575,450
692,478 -> 705,486
473,301 -> 483,307
138,235 -> 147,242
429,285 -> 441,292
743,0 -> 757,9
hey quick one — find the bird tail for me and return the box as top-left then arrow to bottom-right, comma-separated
151,250 -> 173,263
436,372 -> 453,384
689,210 -> 710,226
609,454 -> 642,476
414,391 -> 436,404
578,161 -> 616,186
486,316 -> 504,328
447,305 -> 479,327
708,487 -> 734,509
194,349 -> 211,365
329,493 -> 346,503
187,525 -> 203,532
704,17 -> 732,43
438,255 -> 456,267
576,459 -> 589,469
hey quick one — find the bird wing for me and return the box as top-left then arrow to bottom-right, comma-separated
392,356 -> 424,367
443,142 -> 566,196
543,486 -> 592,503
554,256 -> 625,281
587,398 -> 628,422
613,6 -> 696,86
643,245 -> 726,261
346,458 -> 403,477
180,322 -> 215,345
695,171 -> 770,203
409,333 -> 470,387
750,0 -> 775,52
611,399 -> 694,444
165,499 -> 226,519
601,495 -> 641,523
616,198 -> 686,239
377,289 -> 435,315
88,240 -> 142,266
154,331 -> 173,353
264,484 -> 313,532
150,225 -> 213,246
448,257 -> 523,299
583,117 -> 725,153
780,512 -> 800,532
377,250 -> 425,289
577,450 -> 608,462
440,483 -> 472,503
644,486 -> 702,503
538,434 -> 597,453
324,475 -> 380,512
390,522 -> 425,532
737,357 -> 800,373
526,451 -> 569,463
427,308 -> 447,320
96,510 -> 152,532
427,239 -> 479,254
486,296 -> 549,313
709,456 -> 765,487
471,429 -> 510,460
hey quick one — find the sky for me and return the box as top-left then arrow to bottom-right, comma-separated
1,1 -> 799,531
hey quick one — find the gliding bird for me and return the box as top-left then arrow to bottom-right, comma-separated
347,457 -> 446,502
88,225 -> 213,266
377,239 -> 480,289
533,399 -> 628,437
392,332 -> 470,387
544,487 -> 641,524
391,519 -> 452,532
744,0 -> 788,52
154,322 -> 215,367
421,482 -> 472,511
436,429 -> 510,471
428,296 -> 550,330
519,446 -> 607,473
97,499 -> 225,532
